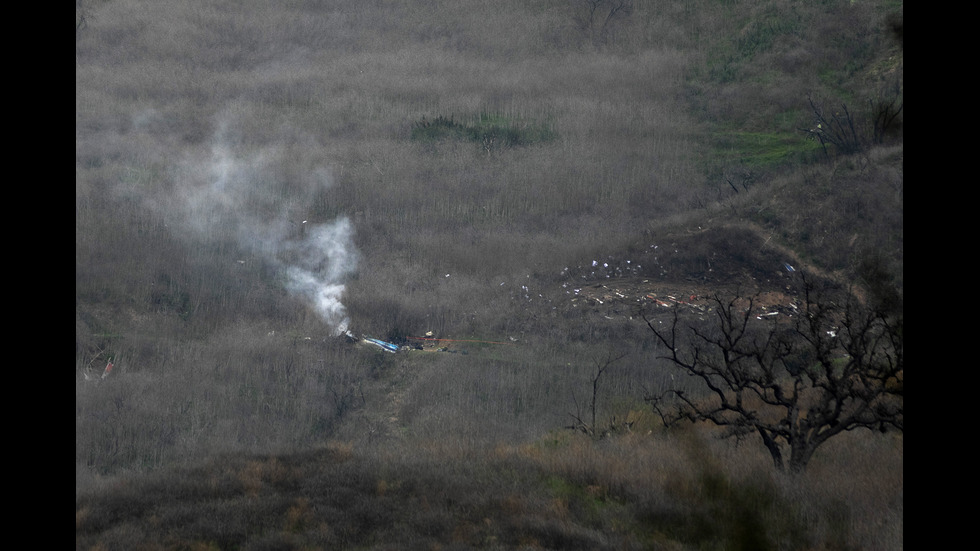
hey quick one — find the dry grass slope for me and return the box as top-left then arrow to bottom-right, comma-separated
77,0 -> 902,548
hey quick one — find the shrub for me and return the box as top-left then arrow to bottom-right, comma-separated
800,91 -> 903,156
410,112 -> 556,154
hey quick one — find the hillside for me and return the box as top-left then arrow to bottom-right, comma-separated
76,1 -> 902,549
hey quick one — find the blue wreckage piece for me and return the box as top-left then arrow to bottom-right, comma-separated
363,336 -> 400,353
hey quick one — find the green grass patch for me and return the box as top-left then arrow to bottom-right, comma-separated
711,130 -> 824,170
410,112 -> 557,149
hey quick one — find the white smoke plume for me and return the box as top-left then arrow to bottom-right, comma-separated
280,220 -> 357,334
155,121 -> 358,335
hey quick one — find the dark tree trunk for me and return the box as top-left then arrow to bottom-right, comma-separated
759,428 -> 785,472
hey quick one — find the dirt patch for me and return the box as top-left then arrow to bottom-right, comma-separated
565,278 -> 801,321
546,221 -> 848,323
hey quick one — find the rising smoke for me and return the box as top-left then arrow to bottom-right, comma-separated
279,220 -> 357,334
153,120 -> 358,335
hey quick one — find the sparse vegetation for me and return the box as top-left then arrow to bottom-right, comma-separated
77,0 -> 902,548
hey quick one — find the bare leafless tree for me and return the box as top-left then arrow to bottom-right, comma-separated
799,95 -> 863,156
567,351 -> 629,439
801,87 -> 903,155
869,93 -> 903,145
643,278 -> 902,473
573,0 -> 634,47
